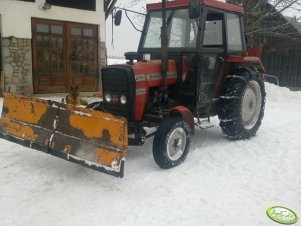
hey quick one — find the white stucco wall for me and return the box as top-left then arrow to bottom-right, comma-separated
0,0 -> 105,41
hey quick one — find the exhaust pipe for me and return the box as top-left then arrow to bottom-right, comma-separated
161,0 -> 168,90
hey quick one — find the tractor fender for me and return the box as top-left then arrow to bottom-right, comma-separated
225,56 -> 265,73
170,106 -> 195,134
214,56 -> 265,98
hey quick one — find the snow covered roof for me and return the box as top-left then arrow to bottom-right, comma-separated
286,17 -> 301,33
284,16 -> 301,35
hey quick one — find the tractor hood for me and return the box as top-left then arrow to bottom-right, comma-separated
129,59 -> 178,87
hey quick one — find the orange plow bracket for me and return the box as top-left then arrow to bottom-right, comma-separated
0,93 -> 128,177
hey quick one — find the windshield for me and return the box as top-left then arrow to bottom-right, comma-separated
143,9 -> 198,49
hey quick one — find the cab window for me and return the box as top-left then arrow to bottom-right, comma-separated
203,12 -> 224,46
226,13 -> 243,52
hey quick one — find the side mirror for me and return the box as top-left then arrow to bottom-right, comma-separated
114,10 -> 122,26
189,0 -> 200,19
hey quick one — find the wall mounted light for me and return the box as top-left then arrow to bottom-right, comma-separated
41,2 -> 51,10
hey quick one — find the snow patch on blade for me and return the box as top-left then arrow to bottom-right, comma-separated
73,111 -> 92,117
67,154 -> 124,172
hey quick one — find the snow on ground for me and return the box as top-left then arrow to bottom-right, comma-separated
0,83 -> 300,226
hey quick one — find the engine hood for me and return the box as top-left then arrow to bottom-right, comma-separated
128,59 -> 178,87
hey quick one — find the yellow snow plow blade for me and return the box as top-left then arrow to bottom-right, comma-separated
0,93 -> 128,177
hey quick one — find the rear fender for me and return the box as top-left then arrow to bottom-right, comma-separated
225,56 -> 265,73
170,106 -> 194,134
214,56 -> 265,98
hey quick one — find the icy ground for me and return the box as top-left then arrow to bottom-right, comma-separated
0,83 -> 300,226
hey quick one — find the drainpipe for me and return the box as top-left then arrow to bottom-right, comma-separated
161,0 -> 168,90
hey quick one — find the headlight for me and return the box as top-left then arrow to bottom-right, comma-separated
120,95 -> 127,104
105,93 -> 111,102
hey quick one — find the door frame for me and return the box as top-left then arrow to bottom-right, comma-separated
196,7 -> 227,107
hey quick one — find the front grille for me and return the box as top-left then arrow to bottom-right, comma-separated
101,65 -> 135,121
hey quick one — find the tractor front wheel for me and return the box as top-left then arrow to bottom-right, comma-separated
218,67 -> 266,139
153,117 -> 191,169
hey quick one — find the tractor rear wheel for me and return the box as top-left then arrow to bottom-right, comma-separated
153,117 -> 191,169
218,67 -> 266,139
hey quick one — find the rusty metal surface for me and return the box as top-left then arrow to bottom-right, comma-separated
0,93 -> 57,149
0,93 -> 128,177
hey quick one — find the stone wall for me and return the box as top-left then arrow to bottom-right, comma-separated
1,37 -> 33,95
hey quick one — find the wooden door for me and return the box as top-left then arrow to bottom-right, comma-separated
67,23 -> 98,92
32,19 -> 98,93
32,19 -> 67,93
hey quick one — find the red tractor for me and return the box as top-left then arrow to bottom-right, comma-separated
91,0 -> 266,169
0,0 -> 265,177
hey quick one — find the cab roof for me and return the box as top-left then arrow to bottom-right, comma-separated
146,0 -> 244,14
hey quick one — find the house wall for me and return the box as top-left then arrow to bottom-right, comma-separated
1,37 -> 32,94
253,35 -> 301,88
263,47 -> 301,88
0,0 -> 106,95
0,0 -> 105,40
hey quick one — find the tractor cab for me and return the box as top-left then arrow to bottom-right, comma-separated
138,0 -> 245,56
131,0 -> 247,115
